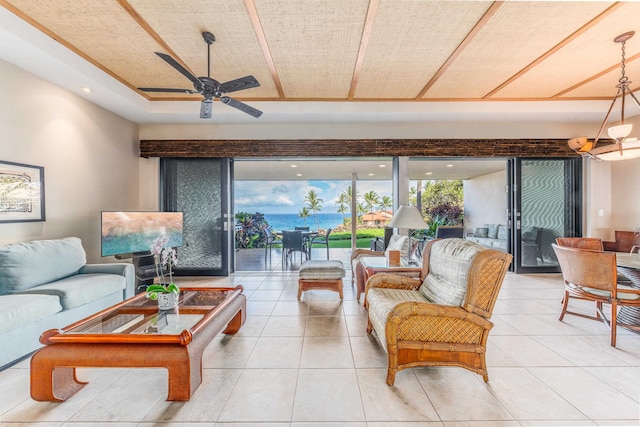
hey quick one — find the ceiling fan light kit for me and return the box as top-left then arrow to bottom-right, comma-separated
568,31 -> 640,161
138,31 -> 262,119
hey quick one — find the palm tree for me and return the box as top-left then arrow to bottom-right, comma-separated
304,189 -> 323,230
363,190 -> 380,214
356,202 -> 367,223
379,195 -> 392,211
298,206 -> 310,226
341,186 -> 358,209
336,193 -> 349,220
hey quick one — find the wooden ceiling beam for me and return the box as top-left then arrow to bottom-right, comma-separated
416,1 -> 504,99
348,0 -> 379,100
245,0 -> 285,98
484,2 -> 623,99
117,0 -> 194,77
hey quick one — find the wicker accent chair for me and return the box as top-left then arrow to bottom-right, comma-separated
552,244 -> 640,346
555,237 -> 604,251
365,238 -> 512,385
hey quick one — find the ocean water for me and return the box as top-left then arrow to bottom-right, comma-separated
262,213 -> 348,232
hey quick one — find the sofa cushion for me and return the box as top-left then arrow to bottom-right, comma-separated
419,239 -> 484,306
0,294 -> 62,334
17,273 -> 125,310
0,237 -> 86,295
473,227 -> 489,238
485,224 -> 499,239
367,287 -> 430,348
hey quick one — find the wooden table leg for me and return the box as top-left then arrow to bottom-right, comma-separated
31,349 -> 87,402
223,307 -> 245,334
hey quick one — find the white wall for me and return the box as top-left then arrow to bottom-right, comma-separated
463,171 -> 507,234
0,59 -> 140,262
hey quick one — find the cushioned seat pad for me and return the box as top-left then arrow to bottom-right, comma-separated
0,294 -> 62,334
367,288 -> 431,348
17,273 -> 125,310
299,260 -> 345,279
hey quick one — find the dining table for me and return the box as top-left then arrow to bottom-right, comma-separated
616,252 -> 640,333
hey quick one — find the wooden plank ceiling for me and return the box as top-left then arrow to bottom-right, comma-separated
1,0 -> 639,105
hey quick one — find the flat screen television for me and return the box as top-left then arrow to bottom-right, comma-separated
101,211 -> 183,257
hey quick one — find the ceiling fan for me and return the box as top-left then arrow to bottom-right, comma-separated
138,31 -> 262,119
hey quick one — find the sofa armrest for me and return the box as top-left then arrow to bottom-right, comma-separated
78,263 -> 135,299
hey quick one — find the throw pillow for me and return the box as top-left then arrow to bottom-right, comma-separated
497,225 -> 508,240
473,227 -> 489,238
485,224 -> 499,239
384,235 -> 409,255
522,226 -> 539,242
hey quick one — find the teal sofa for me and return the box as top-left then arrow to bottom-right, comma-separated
0,237 -> 134,368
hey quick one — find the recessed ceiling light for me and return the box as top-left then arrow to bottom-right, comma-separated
378,164 -> 386,168
425,172 -> 433,176
296,173 -> 302,177
290,164 -> 297,168
368,173 -> 374,176
446,164 -> 454,168
80,86 -> 92,93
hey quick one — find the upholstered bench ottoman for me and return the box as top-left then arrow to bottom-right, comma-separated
298,260 -> 346,300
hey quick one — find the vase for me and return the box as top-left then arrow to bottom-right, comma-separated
157,292 -> 178,310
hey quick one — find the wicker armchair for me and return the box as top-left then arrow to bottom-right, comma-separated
365,238 -> 512,385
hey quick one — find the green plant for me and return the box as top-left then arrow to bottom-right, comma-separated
145,283 -> 180,300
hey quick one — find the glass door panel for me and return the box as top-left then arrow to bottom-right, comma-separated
509,158 -> 581,273
161,158 -> 230,275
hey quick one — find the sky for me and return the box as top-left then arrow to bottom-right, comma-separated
234,180 -> 394,214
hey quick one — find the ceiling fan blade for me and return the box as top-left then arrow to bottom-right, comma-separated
219,75 -> 260,94
154,52 -> 202,87
138,87 -> 197,94
220,96 -> 262,118
200,99 -> 213,119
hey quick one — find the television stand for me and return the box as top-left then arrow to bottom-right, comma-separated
116,253 -> 156,293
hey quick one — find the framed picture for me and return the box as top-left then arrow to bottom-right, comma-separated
0,160 -> 45,223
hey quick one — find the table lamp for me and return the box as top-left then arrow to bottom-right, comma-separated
388,205 -> 428,263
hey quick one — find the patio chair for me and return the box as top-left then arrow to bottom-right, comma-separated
552,244 -> 640,347
262,227 -> 282,262
282,230 -> 307,268
309,228 -> 332,260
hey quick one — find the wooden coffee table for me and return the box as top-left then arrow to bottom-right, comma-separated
30,286 -> 246,402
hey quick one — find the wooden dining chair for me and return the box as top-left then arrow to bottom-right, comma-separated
555,237 -> 604,251
551,244 -> 640,347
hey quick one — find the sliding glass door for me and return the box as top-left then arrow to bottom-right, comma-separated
161,158 -> 231,276
508,158 -> 582,273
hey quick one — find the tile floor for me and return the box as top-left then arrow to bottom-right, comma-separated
1,262 -> 639,426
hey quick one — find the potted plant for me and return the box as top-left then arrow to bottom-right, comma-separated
146,235 -> 180,309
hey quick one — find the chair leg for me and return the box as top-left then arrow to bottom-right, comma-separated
610,302 -> 617,347
558,290 -> 569,321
